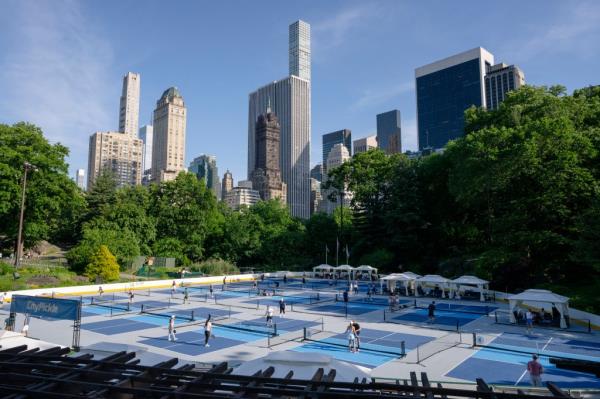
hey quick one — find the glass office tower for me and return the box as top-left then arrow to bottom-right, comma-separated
322,129 -> 351,171
415,47 -> 494,150
376,110 -> 402,154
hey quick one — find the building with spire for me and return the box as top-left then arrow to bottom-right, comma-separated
119,72 -> 140,138
248,20 -> 311,218
189,154 -> 221,199
152,87 -> 187,182
250,105 -> 287,203
221,170 -> 234,201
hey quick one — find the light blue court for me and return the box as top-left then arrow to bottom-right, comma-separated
447,333 -> 600,388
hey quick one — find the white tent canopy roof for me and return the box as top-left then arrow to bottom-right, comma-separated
381,274 -> 410,281
313,264 -> 333,270
355,265 -> 377,271
399,271 -> 421,279
417,274 -> 450,284
335,264 -> 355,271
508,289 -> 569,304
452,275 -> 489,285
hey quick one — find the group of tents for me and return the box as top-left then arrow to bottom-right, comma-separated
311,265 -> 572,329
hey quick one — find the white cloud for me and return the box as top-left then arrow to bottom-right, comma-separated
351,81 -> 414,110
510,2 -> 600,60
0,0 -> 115,164
313,4 -> 383,49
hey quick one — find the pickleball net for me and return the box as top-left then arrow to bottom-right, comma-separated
302,327 -> 406,358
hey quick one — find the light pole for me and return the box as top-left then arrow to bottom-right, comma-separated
14,162 -> 37,276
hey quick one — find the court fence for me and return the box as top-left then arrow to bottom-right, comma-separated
493,310 -> 593,333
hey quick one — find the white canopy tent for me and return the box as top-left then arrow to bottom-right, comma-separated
415,274 -> 451,298
452,275 -> 490,302
508,289 -> 570,329
334,264 -> 355,279
312,264 -> 334,277
380,272 -> 421,295
355,265 -> 378,280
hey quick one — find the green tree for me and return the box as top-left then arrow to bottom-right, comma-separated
85,245 -> 120,282
84,170 -> 117,222
149,172 -> 221,263
67,221 -> 140,273
0,123 -> 85,249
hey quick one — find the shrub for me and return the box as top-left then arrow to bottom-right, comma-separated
191,259 -> 239,276
85,245 -> 120,282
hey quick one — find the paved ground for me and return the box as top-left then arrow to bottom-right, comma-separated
1,277 -> 599,389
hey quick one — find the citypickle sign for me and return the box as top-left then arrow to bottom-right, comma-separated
10,295 -> 80,320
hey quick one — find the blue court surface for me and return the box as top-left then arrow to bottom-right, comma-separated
389,308 -> 482,327
447,334 -> 600,388
83,318 -> 156,335
294,328 -> 435,368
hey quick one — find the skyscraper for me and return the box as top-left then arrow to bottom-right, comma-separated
320,143 -> 352,215
152,87 -> 187,182
289,20 -> 311,81
139,125 -> 153,173
75,169 -> 85,190
87,131 -> 143,188
310,178 -> 321,215
119,72 -> 140,137
416,47 -> 494,150
221,170 -> 234,201
310,164 -> 323,182
250,108 -> 287,203
353,135 -> 378,154
189,155 -> 221,199
322,129 -> 351,172
376,110 -> 402,154
248,20 -> 311,218
485,63 -> 525,110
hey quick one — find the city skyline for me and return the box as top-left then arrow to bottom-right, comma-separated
1,1 -> 599,184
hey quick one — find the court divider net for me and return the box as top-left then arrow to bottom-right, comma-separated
212,317 -> 277,337
302,327 -> 407,358
139,304 -> 196,322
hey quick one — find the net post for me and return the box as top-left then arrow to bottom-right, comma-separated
191,310 -> 195,321
414,299 -> 417,307
321,317 -> 324,331
494,311 -> 498,323
345,302 -> 348,319
127,302 -> 130,312
472,332 -> 476,347
141,304 -> 145,313
383,309 -> 386,321
110,307 -> 113,317
456,319 -> 459,332
256,300 -> 259,310
588,320 -> 591,333
303,327 -> 307,341
91,297 -> 94,305
274,323 -> 278,336
401,341 -> 406,357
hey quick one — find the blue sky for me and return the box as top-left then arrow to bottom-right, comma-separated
1,0 -> 599,184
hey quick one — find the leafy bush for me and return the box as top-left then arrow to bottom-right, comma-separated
85,245 -> 120,282
191,259 -> 239,276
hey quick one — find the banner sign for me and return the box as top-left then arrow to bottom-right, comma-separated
10,295 -> 80,320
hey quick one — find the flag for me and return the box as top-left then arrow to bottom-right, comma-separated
345,244 -> 350,258
325,244 -> 329,253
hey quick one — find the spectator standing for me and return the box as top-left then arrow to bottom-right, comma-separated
279,298 -> 286,316
346,323 -> 357,353
183,288 -> 189,305
128,290 -> 134,304
265,306 -> 274,326
351,320 -> 361,351
203,315 -> 212,347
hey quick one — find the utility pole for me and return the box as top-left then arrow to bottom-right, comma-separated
15,162 -> 37,276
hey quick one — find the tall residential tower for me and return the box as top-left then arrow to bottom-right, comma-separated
87,131 -> 143,188
189,155 -> 221,199
152,87 -> 187,182
248,20 -> 311,218
485,63 -> 525,110
119,72 -> 140,137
